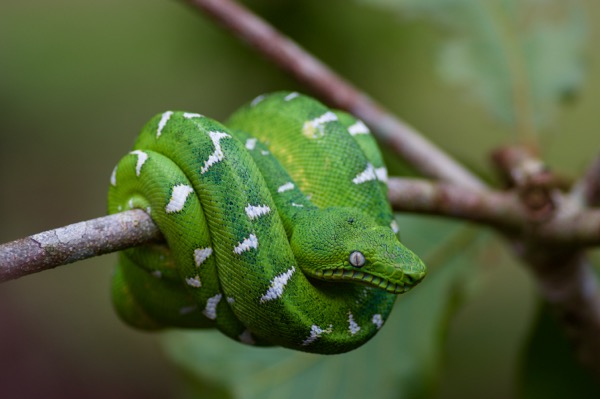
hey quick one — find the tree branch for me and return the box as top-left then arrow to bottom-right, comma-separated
184,0 -> 485,191
3,179 -> 600,281
184,0 -> 600,373
0,210 -> 161,282
2,0 -> 600,381
388,178 -> 525,232
390,178 -> 600,246
571,152 -> 600,207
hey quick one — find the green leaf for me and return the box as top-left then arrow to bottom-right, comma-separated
519,303 -> 600,398
163,216 -> 486,399
358,0 -> 587,133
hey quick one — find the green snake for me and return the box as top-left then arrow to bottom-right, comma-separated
108,92 -> 426,354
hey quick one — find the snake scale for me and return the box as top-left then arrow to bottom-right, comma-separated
108,92 -> 426,354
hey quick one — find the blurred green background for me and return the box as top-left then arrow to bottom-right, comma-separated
1,0 -> 599,398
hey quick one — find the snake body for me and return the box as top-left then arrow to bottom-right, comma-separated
108,92 -> 426,354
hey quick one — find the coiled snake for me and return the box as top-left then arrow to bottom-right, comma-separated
108,92 -> 426,354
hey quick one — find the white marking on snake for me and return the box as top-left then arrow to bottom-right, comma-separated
302,324 -> 333,346
303,111 -> 338,139
245,204 -> 271,220
245,138 -> 257,150
157,111 -> 173,138
277,182 -> 294,193
238,329 -> 255,345
165,184 -> 194,213
117,205 -> 122,212
261,150 -> 270,156
110,166 -> 117,186
251,94 -> 266,107
260,266 -> 295,303
130,150 -> 148,177
202,293 -> 222,320
375,167 -> 388,183
372,314 -> 383,329
348,312 -> 361,335
151,270 -> 162,279
185,275 -> 202,288
352,163 -> 377,184
128,199 -> 134,209
201,131 -> 231,174
291,202 -> 304,207
194,247 -> 213,267
233,234 -> 258,254
348,120 -> 370,136
226,296 -> 235,304
390,220 -> 399,234
183,112 -> 203,119
284,92 -> 299,101
179,305 -> 197,315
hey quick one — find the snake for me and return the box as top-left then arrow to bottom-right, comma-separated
107,92 -> 426,354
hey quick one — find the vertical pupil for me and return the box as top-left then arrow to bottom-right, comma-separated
350,251 -> 365,267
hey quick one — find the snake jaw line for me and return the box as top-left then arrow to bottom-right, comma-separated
311,268 -> 408,294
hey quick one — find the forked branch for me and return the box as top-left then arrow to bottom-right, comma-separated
1,0 -> 600,381
182,0 -> 600,378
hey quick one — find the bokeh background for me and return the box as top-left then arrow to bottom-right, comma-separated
1,0 -> 599,398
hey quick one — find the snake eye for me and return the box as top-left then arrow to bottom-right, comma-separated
349,251 -> 366,268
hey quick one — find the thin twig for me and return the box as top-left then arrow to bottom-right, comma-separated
185,0 -> 485,191
389,178 -> 600,246
388,178 -> 525,232
571,152 -> 600,207
0,210 -> 161,282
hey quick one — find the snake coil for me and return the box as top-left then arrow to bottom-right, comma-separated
108,92 -> 426,354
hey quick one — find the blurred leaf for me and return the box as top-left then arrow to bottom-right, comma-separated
518,303 -> 600,398
163,216 -> 487,399
358,0 -> 587,134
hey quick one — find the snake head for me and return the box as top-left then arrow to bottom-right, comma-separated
290,208 -> 426,294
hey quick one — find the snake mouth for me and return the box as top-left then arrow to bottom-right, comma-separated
311,269 -> 407,294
